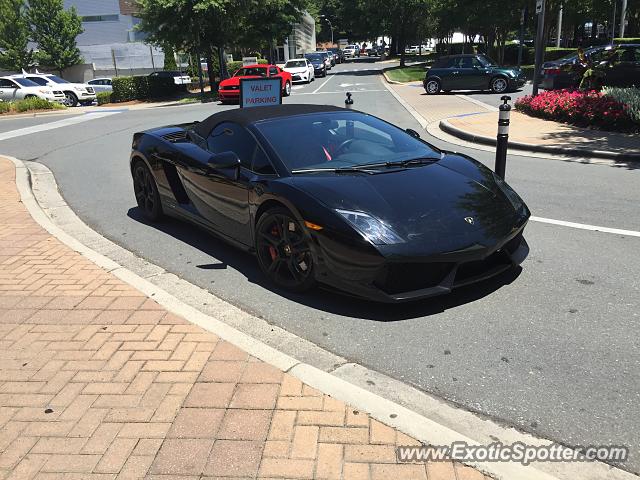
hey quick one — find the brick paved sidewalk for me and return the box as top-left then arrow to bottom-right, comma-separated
0,156 -> 491,479
389,82 -> 640,156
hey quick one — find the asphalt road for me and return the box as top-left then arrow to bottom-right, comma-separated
1,59 -> 639,473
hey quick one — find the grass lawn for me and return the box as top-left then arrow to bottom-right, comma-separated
385,64 -> 427,83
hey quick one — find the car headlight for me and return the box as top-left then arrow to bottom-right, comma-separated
336,209 -> 404,245
73,86 -> 84,92
38,89 -> 49,94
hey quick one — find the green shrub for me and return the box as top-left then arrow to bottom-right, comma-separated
111,75 -> 180,102
14,97 -> 65,112
603,87 -> 640,124
96,91 -> 111,105
0,101 -> 11,114
543,47 -> 577,61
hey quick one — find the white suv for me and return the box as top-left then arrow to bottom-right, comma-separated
13,73 -> 96,106
0,76 -> 65,103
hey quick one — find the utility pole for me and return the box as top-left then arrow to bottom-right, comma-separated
531,0 -> 546,96
620,0 -> 628,38
556,4 -> 563,48
611,0 -> 617,41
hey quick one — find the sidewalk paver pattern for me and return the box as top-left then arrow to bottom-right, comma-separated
0,157 -> 492,479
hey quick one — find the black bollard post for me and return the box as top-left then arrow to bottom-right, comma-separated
495,95 -> 511,179
345,92 -> 353,109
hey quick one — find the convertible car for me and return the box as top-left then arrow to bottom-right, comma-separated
130,104 -> 530,302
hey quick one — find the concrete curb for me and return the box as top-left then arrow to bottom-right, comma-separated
381,63 -> 428,85
3,153 -> 635,480
440,119 -> 640,162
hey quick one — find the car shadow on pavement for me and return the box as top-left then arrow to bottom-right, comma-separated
128,207 -> 521,322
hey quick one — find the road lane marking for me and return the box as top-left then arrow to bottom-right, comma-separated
530,216 -> 640,237
0,112 -> 120,141
312,75 -> 334,94
295,89 -> 386,95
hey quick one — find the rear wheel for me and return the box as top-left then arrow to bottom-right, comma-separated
24,95 -> 37,100
132,161 -> 162,222
424,79 -> 441,95
255,208 -> 316,292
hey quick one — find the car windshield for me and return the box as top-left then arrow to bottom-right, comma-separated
285,60 -> 306,68
46,75 -> 69,84
477,55 -> 498,66
13,77 -> 40,87
254,112 -> 440,173
235,67 -> 267,77
305,54 -> 322,61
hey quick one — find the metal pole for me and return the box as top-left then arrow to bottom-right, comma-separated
111,48 -> 118,77
556,4 -> 563,48
495,96 -> 511,179
531,0 -> 546,96
620,0 -> 628,38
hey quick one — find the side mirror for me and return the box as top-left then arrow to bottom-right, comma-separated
208,151 -> 241,170
406,128 -> 421,139
207,151 -> 241,179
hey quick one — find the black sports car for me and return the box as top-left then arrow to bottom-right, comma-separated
130,104 -> 530,302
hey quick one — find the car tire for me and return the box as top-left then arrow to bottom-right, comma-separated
24,95 -> 37,100
132,160 -> 163,222
283,81 -> 291,97
490,77 -> 509,94
255,207 -> 316,293
424,79 -> 441,95
63,91 -> 78,107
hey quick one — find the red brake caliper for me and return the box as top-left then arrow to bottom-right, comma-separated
268,226 -> 278,261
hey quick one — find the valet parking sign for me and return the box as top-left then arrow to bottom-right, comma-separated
240,78 -> 282,108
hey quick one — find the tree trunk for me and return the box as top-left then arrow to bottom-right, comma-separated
399,28 -> 407,67
217,45 -> 228,81
206,53 -> 215,91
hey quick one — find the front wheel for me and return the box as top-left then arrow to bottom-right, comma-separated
132,161 -> 163,222
283,81 -> 291,97
255,208 -> 316,292
491,77 -> 509,94
64,91 -> 78,107
424,79 -> 441,95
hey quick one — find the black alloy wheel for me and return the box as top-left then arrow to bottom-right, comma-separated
255,208 -> 316,292
133,161 -> 162,221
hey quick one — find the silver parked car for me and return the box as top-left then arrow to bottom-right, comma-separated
0,76 -> 65,103
87,78 -> 113,93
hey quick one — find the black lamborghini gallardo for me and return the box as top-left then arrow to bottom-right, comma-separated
130,104 -> 529,302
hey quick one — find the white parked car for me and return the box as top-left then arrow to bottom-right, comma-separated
148,71 -> 191,85
0,76 -> 65,103
343,45 -> 360,58
12,72 -> 96,106
87,78 -> 112,93
283,58 -> 315,83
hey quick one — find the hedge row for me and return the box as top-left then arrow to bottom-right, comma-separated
0,97 -> 66,114
111,76 -> 183,102
226,58 -> 268,75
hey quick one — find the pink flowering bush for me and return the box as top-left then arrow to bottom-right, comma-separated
514,89 -> 638,131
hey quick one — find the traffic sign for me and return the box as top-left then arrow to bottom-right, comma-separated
535,0 -> 543,14
240,78 -> 282,108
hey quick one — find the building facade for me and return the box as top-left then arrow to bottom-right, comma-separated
62,0 -> 163,79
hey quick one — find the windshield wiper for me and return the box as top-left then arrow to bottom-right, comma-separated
291,167 -> 374,174
384,157 -> 439,168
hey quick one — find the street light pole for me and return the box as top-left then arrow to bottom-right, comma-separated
320,15 -> 334,46
531,0 -> 546,96
620,0 -> 628,38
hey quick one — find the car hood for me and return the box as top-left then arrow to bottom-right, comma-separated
285,67 -> 308,73
220,76 -> 264,87
291,158 -> 526,255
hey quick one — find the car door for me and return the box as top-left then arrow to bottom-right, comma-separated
437,57 -> 460,90
178,122 -> 257,246
451,56 -> 486,90
0,79 -> 19,101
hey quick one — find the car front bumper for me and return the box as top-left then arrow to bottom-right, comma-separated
218,89 -> 240,101
311,225 -> 529,303
291,72 -> 311,82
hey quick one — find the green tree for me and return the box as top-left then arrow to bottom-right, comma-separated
28,0 -> 83,75
0,0 -> 36,71
162,44 -> 178,70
